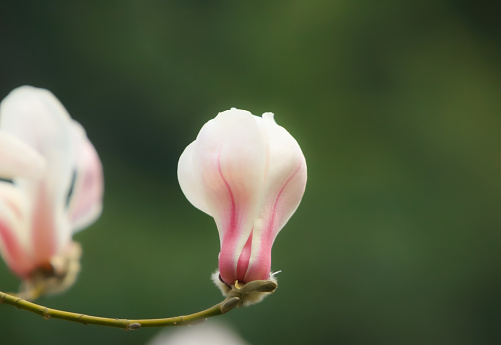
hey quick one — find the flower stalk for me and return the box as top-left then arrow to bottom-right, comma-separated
0,279 -> 277,330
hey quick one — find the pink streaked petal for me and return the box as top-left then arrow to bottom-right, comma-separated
236,230 -> 254,281
30,185 -> 58,266
243,113 -> 307,282
194,109 -> 267,283
259,113 -> 307,239
267,160 -> 307,240
0,220 -> 34,278
242,244 -> 272,282
0,132 -> 46,179
220,228 -> 255,284
244,161 -> 306,282
0,184 -> 34,278
69,121 -> 104,232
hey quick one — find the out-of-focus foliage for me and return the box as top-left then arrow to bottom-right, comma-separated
0,1 -> 500,344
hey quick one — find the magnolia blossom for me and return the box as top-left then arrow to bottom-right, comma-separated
147,321 -> 250,345
178,108 -> 306,302
0,86 -> 103,296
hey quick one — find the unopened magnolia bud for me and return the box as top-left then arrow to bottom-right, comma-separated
179,108 -> 306,306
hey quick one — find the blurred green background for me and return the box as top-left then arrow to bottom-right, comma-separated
1,1 -> 500,344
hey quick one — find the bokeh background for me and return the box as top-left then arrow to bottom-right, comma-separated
1,1 -> 500,344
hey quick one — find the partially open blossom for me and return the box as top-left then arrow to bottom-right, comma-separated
178,108 -> 306,303
0,86 -> 103,297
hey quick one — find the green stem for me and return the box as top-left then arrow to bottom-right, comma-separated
0,291 -> 240,330
0,279 -> 277,330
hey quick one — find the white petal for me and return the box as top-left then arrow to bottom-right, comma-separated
0,132 -> 46,179
68,121 -> 104,232
178,141 -> 212,215
0,86 -> 74,198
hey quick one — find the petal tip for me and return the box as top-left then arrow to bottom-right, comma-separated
262,112 -> 275,122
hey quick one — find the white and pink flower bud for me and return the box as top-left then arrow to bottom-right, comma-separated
178,108 -> 306,299
0,86 -> 103,296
